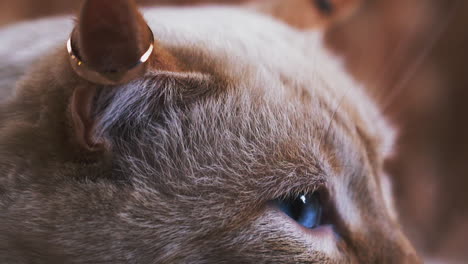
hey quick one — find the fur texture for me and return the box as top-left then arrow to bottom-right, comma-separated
0,3 -> 419,263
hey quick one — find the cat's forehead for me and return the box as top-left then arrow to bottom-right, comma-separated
89,8 -> 392,202
145,7 -> 324,88
140,7 -> 393,157
146,6 -> 305,58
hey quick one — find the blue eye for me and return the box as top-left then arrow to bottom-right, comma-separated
276,193 -> 323,229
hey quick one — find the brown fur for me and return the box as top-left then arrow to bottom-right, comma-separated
0,0 -> 419,263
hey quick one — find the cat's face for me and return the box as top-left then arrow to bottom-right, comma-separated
0,0 -> 419,263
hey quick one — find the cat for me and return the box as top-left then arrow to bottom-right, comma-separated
0,0 -> 420,263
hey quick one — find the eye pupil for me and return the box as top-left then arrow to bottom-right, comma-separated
276,193 -> 323,229
314,0 -> 334,15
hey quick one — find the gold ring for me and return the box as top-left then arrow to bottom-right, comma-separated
67,26 -> 154,85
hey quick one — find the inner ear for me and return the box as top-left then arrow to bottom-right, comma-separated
66,0 -> 150,152
69,85 -> 107,153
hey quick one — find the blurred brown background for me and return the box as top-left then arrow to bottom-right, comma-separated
327,1 -> 468,261
1,0 -> 467,262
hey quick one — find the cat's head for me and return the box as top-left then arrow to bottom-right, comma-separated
0,0 -> 420,263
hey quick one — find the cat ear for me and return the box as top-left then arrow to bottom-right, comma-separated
66,0 -> 153,153
251,0 -> 363,29
68,0 -> 155,85
69,85 -> 104,153
67,0 -> 181,153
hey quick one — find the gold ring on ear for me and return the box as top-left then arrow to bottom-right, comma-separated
67,26 -> 154,86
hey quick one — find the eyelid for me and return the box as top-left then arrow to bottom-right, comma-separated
273,179 -> 327,202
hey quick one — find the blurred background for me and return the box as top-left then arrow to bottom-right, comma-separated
0,0 -> 466,262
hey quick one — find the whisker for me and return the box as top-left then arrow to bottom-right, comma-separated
369,6 -> 422,104
319,86 -> 352,148
381,0 -> 462,115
